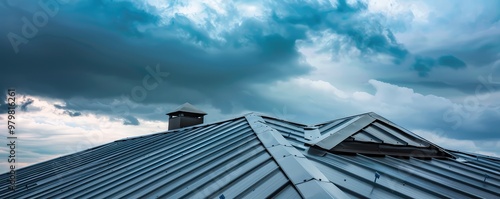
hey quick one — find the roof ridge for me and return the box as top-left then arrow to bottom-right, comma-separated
307,114 -> 375,149
244,114 -> 349,199
306,113 -> 456,159
313,112 -> 374,126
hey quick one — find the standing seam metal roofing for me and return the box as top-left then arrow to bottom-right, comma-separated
245,114 -> 348,199
0,116 -> 305,198
261,114 -> 500,199
2,112 -> 500,199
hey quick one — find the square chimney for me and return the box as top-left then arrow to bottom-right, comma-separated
166,103 -> 207,130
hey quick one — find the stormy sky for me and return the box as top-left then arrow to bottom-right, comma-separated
1,0 -> 499,171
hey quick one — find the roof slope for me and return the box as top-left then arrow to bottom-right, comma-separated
2,112 -> 499,199
262,113 -> 500,199
0,116 -> 302,198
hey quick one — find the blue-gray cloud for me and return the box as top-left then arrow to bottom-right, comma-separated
0,0 -> 473,111
0,0 -> 497,141
412,56 -> 436,77
123,115 -> 139,125
269,0 -> 409,64
20,98 -> 34,111
63,110 -> 82,117
438,55 -> 467,69
0,101 -> 7,114
412,55 -> 467,77
54,104 -> 82,117
0,0 -> 313,114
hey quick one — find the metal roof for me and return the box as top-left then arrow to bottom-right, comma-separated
166,102 -> 207,115
245,114 -> 348,199
1,112 -> 499,198
307,113 -> 454,159
261,113 -> 500,199
0,116 -> 302,198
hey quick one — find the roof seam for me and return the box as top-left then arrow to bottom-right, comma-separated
244,113 -> 349,199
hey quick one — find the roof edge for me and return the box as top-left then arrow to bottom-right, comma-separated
116,113 -> 252,142
313,112 -> 374,126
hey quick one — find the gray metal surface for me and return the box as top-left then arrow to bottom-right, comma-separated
2,112 -> 499,199
312,113 -> 431,148
303,126 -> 321,140
311,114 -> 376,150
246,114 -> 349,199
262,115 -> 500,199
307,153 -> 500,199
0,117 -> 301,199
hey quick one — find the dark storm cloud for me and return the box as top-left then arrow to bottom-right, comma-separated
0,0 -> 313,115
411,55 -> 468,77
387,33 -> 498,93
412,56 -> 436,77
1,0 -> 407,116
51,97 -> 167,122
0,0 -> 491,120
420,34 -> 499,69
414,54 -> 468,76
438,55 -> 467,69
412,55 -> 467,77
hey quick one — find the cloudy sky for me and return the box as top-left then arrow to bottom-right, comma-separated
1,0 -> 499,172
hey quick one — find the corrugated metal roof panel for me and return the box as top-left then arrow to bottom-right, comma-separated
263,115 -> 500,199
273,183 -> 302,199
0,117 -> 301,198
318,116 -> 360,136
307,153 -> 500,198
2,112 -> 499,198
246,114 -> 349,199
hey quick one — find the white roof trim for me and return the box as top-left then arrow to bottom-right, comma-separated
309,114 -> 375,149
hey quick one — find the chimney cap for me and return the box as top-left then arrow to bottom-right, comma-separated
166,102 -> 207,116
